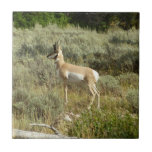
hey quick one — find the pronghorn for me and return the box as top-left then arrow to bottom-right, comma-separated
47,41 -> 100,109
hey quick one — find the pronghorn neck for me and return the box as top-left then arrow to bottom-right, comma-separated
55,50 -> 65,68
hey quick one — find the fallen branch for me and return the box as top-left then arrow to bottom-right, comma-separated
13,110 -> 82,139
30,123 -> 61,135
13,129 -> 75,139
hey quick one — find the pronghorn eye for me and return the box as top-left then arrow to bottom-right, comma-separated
55,55 -> 58,58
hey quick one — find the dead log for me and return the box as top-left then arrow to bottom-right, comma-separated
30,123 -> 61,135
13,129 -> 76,139
12,112 -> 81,139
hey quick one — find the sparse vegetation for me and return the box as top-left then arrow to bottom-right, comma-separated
126,89 -> 139,113
68,108 -> 138,138
13,21 -> 139,138
98,75 -> 122,96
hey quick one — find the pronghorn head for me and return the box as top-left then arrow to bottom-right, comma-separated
47,41 -> 61,60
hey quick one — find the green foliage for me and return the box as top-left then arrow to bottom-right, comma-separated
126,89 -> 139,113
117,73 -> 139,88
13,12 -> 69,29
13,87 -> 29,103
68,12 -> 139,32
98,75 -> 122,96
68,108 -> 138,138
13,22 -> 139,75
13,87 -> 64,122
88,28 -> 139,74
13,12 -> 37,29
13,24 -> 139,138
109,29 -> 139,45
88,50 -> 139,75
13,12 -> 139,32
118,13 -> 139,30
13,56 -> 56,90
117,51 -> 139,73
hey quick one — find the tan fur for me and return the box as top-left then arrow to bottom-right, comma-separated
47,43 -> 100,109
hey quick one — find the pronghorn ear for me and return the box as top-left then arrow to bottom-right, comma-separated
56,40 -> 61,51
58,45 -> 61,51
53,44 -> 56,52
53,41 -> 61,52
57,40 -> 60,45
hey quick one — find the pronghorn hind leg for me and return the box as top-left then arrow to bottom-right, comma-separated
88,84 -> 96,110
93,84 -> 100,109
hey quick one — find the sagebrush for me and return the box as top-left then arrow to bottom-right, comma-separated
13,24 -> 139,138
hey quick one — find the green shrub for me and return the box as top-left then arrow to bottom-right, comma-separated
117,73 -> 139,88
13,12 -> 139,32
13,87 -> 29,103
88,43 -> 139,74
68,108 -> 138,138
98,75 -> 122,96
88,52 -> 109,72
16,41 -> 52,57
13,12 -> 69,29
29,91 -> 64,122
117,51 -> 139,73
13,89 -> 64,122
12,87 -> 30,116
126,89 -> 139,113
27,56 -> 56,87
12,23 -> 139,137
13,23 -> 139,74
108,28 -> 139,45
12,62 -> 33,89
13,102 -> 26,116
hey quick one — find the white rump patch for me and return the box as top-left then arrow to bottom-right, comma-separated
66,71 -> 84,82
59,50 -> 62,54
92,70 -> 99,82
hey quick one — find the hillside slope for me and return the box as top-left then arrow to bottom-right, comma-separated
13,24 -> 139,138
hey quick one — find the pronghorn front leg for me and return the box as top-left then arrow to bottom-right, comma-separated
64,82 -> 68,105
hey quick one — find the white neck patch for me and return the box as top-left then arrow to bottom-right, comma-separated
48,53 -> 58,59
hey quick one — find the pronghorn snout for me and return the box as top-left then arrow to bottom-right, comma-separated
47,53 -> 58,59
